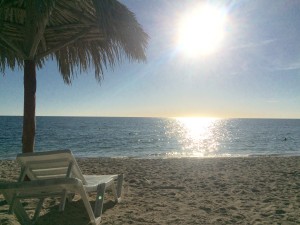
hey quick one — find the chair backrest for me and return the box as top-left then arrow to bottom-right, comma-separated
16,150 -> 87,184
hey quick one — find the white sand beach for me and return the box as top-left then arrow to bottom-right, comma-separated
1,156 -> 300,225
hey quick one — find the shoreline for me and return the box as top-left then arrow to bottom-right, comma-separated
2,151 -> 300,161
1,156 -> 300,224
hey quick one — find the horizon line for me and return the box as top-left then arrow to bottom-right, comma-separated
0,115 -> 299,120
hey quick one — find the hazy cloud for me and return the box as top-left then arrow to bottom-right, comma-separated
229,39 -> 276,50
274,62 -> 300,71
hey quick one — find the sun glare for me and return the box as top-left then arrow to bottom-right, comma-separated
177,4 -> 227,57
175,117 -> 220,157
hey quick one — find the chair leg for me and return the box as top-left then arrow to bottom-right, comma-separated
3,192 -> 32,225
111,182 -> 118,203
8,193 -> 17,214
78,187 -> 99,225
116,174 -> 124,202
94,183 -> 106,218
32,198 -> 45,223
59,189 -> 68,211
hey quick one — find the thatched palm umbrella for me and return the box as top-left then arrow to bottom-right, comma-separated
0,0 -> 148,153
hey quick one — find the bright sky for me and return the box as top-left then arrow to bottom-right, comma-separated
0,0 -> 300,118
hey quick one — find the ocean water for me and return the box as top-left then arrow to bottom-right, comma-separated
0,116 -> 299,159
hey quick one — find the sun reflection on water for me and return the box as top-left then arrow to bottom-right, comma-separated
172,117 -> 221,157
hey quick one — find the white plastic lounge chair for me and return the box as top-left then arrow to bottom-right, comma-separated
0,150 -> 123,225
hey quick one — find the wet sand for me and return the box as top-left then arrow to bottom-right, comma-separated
1,156 -> 300,224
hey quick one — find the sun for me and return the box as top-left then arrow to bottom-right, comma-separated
177,4 -> 227,57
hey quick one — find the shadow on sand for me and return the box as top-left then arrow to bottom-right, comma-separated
36,199 -> 116,225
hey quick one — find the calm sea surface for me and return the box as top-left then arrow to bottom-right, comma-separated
0,116 -> 299,159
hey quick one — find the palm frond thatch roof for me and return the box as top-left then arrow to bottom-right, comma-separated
0,0 -> 148,83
